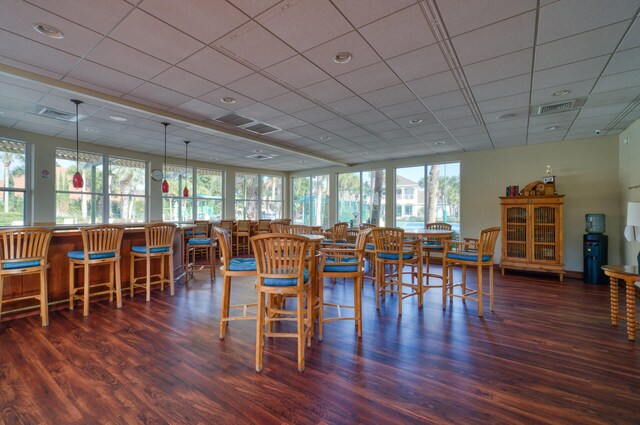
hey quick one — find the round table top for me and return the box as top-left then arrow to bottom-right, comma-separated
601,265 -> 639,278
297,234 -> 325,241
403,229 -> 454,236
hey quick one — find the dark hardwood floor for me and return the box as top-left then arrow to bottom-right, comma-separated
1,264 -> 638,424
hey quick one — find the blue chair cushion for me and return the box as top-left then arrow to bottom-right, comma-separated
321,240 -> 346,245
365,243 -> 375,250
186,230 -> 207,236
323,257 -> 358,273
228,257 -> 257,271
187,238 -> 211,245
131,246 -> 170,254
446,251 -> 491,262
264,268 -> 309,287
3,259 -> 41,270
423,240 -> 442,246
377,252 -> 414,260
68,251 -> 116,260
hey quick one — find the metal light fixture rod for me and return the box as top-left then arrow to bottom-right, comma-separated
70,99 -> 84,189
183,140 -> 190,198
161,122 -> 169,193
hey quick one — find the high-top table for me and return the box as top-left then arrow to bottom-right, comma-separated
602,265 -> 639,341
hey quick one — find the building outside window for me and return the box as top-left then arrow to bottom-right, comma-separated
55,149 -> 104,224
337,169 -> 385,226
292,175 -> 329,228
0,139 -> 27,226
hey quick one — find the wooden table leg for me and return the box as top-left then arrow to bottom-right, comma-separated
626,279 -> 636,341
610,275 -> 618,326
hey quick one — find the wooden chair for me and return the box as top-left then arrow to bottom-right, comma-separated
371,227 -> 423,316
251,233 -> 312,372
0,228 -> 52,326
318,229 -> 370,340
442,227 -> 500,317
68,225 -> 124,316
186,220 -> 208,238
235,220 -> 252,256
130,223 -> 176,302
219,220 -> 234,231
284,224 -> 312,235
185,224 -> 217,284
257,220 -> 271,234
360,223 -> 376,230
345,228 -> 359,244
322,222 -> 348,244
214,227 -> 257,339
270,222 -> 286,233
422,222 -> 452,308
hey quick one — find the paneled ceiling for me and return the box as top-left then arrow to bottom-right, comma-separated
0,0 -> 639,171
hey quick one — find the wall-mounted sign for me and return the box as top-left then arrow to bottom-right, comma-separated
41,169 -> 50,179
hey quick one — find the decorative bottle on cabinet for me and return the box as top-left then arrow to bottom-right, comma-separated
500,190 -> 564,281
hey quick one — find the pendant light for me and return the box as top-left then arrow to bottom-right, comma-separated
161,122 -> 170,193
70,99 -> 84,189
183,140 -> 190,197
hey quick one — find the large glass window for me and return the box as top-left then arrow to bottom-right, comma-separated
108,157 -> 146,223
395,162 -> 460,236
0,139 -> 27,226
56,149 -> 104,224
196,168 -> 223,221
260,175 -> 283,219
163,165 -> 224,222
337,170 -> 385,226
235,173 -> 259,220
163,164 -> 193,222
292,175 -> 329,228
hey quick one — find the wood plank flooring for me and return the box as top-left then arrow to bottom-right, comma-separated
1,265 -> 638,424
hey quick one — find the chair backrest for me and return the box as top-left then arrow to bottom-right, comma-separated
345,228 -> 359,244
425,222 -> 452,231
0,227 -> 53,264
280,219 -> 292,225
371,227 -> 405,254
81,225 -> 124,255
237,220 -> 252,232
219,220 -> 234,231
145,223 -> 176,249
332,222 -> 348,241
355,228 -> 371,252
478,227 -> 501,258
251,234 -> 309,287
213,227 -> 232,266
258,220 -> 271,232
360,223 -> 376,230
193,220 -> 209,237
270,222 -> 286,233
284,224 -> 310,235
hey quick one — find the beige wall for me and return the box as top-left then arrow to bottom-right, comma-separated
619,118 -> 640,265
291,135 -> 621,272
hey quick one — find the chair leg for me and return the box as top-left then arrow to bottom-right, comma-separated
40,270 -> 49,326
220,275 -> 231,339
108,261 -> 114,303
477,265 -> 483,318
375,261 -> 381,310
115,259 -> 122,309
356,276 -> 362,338
185,248 -> 190,284
168,254 -> 175,296
318,276 -> 324,341
209,247 -> 213,281
397,261 -> 403,316
82,264 -> 90,317
212,246 -> 217,279
68,262 -> 74,310
297,291 -> 305,372
0,276 -> 4,318
160,253 -> 165,291
441,261 -> 447,310
145,256 -> 151,302
306,283 -> 313,348
130,255 -> 135,298
255,291 -> 265,372
489,264 -> 495,312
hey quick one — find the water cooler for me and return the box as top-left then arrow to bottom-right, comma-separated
583,214 -> 608,284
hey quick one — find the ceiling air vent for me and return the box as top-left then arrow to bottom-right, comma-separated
534,98 -> 584,116
246,153 -> 273,160
36,106 -> 77,122
245,123 -> 280,135
215,113 -> 254,127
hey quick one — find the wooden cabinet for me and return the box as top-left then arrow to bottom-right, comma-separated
500,195 -> 564,281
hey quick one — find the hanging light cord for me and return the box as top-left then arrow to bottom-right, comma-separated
162,122 -> 169,172
71,99 -> 83,171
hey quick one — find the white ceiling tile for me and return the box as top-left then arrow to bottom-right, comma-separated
441,116 -> 479,130
263,92 -> 317,114
482,107 -> 529,124
584,87 -> 640,108
432,105 -> 473,121
199,87 -> 255,110
315,117 -> 355,131
486,118 -> 529,132
292,107 -> 339,124
618,18 -> 640,51
359,4 -> 436,59
386,43 -> 450,81
336,62 -> 400,94
577,103 -> 628,119
66,60 -> 145,93
27,0 -> 133,35
218,23 -> 296,69
332,0 -> 414,28
121,94 -> 170,110
300,79 -> 354,103
173,99 -> 228,120
139,0 -> 249,44
532,56 -> 609,90
61,77 -> 124,97
379,100 -> 428,119
234,103 -> 283,121
436,0 -> 537,36
150,67 -> 219,98
604,46 -> 640,75
264,55 -> 329,89
265,115 -> 308,130
0,29 -> 80,75
464,49 -> 533,86
13,120 -> 68,136
360,84 -> 416,108
493,135 -> 527,147
303,31 -> 382,77
592,69 -> 640,93
0,81 -> 46,103
537,0 -> 638,43
529,110 -> 579,126
453,12 -> 535,66
226,73 -> 289,101
535,22 -> 628,70
365,120 -> 401,133
406,71 -> 459,97
259,0 -> 352,52
227,0 -> 280,17
421,90 -> 469,111
327,96 -> 373,115
349,110 -> 388,125
87,38 -> 171,80
531,79 -> 596,105
110,9 -> 205,64
471,74 -> 531,101
178,47 -> 253,85
477,92 -> 530,114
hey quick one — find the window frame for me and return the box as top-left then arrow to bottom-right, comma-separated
234,172 -> 284,220
291,174 -> 330,227
337,169 -> 385,227
162,164 -> 225,223
0,138 -> 29,227
108,155 -> 147,224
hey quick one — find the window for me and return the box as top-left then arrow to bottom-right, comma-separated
196,168 -> 223,221
396,188 -> 402,199
56,149 -> 104,224
0,139 -> 27,226
337,169 -> 385,226
162,164 -> 193,222
163,165 -> 224,222
234,173 -> 283,220
260,175 -> 283,219
108,157 -> 146,223
235,173 -> 259,220
395,162 -> 460,234
292,175 -> 329,228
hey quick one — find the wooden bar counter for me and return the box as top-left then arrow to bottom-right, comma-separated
1,224 -> 188,319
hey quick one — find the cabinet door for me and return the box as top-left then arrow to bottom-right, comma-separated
503,205 -> 527,260
532,205 -> 558,263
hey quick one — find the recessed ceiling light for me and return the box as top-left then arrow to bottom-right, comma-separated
320,136 -> 330,140
435,141 -> 446,145
409,118 -> 423,124
299,160 -> 307,164
545,125 -> 559,131
496,113 -> 516,120
333,52 -> 352,64
211,157 -> 218,161
253,149 -> 263,153
85,128 -> 100,133
33,23 -> 64,39
360,151 -> 368,155
109,115 -> 127,122
552,89 -> 571,96
221,97 -> 236,104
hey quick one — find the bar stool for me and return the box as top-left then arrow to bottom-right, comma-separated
185,224 -> 217,284
130,223 -> 176,302
213,227 -> 257,339
68,225 -> 124,316
0,228 -> 53,326
235,220 -> 251,255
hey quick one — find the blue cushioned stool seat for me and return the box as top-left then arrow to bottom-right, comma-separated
423,240 -> 442,247
68,251 -> 116,260
264,268 -> 309,286
323,257 -> 358,272
131,246 -> 170,254
228,257 -> 257,271
3,259 -> 41,269
365,243 -> 375,250
446,250 -> 491,262
186,230 -> 206,236
187,238 -> 211,245
377,252 -> 414,260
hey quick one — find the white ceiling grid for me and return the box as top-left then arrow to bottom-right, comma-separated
0,0 -> 637,171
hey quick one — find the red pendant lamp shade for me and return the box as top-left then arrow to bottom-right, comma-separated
183,140 -> 190,197
161,122 -> 169,193
71,99 -> 84,189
